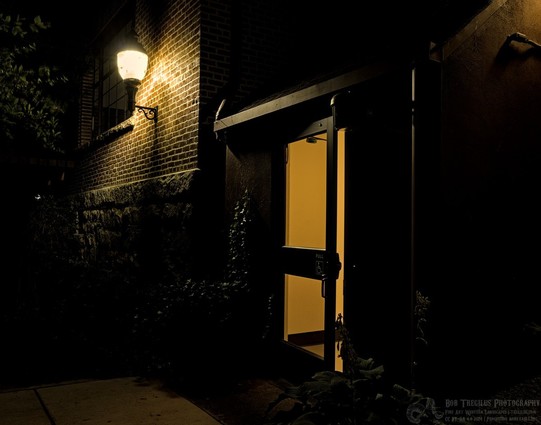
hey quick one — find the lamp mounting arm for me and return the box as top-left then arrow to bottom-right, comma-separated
506,32 -> 541,51
135,105 -> 158,123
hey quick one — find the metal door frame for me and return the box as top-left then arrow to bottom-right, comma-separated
279,116 -> 340,372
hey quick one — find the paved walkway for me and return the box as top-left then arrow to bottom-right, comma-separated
0,376 -> 223,425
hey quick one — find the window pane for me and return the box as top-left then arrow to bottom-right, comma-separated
285,136 -> 327,249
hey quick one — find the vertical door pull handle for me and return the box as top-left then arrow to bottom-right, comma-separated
321,274 -> 327,298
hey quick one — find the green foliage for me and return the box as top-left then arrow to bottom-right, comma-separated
25,194 -> 79,263
131,275 -> 251,376
264,315 -> 445,425
226,189 -> 253,284
414,290 -> 431,348
523,321 -> 541,336
522,321 -> 541,342
411,290 -> 432,392
1,187 -> 268,385
0,14 -> 68,152
130,190 -> 265,380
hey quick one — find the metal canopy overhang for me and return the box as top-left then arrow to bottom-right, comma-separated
213,61 -> 402,134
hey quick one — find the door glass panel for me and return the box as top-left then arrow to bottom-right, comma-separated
282,130 -> 346,369
284,135 -> 326,356
285,136 -> 326,248
284,274 -> 325,357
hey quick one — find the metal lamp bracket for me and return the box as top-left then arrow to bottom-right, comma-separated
135,105 -> 158,123
506,32 -> 541,51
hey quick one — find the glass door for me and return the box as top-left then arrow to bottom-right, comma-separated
280,117 -> 344,372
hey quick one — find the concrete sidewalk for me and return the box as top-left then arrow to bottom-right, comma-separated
0,376 -> 223,425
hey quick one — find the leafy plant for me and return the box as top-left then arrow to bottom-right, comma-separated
414,291 -> 430,348
130,189 -> 268,381
523,321 -> 541,337
264,314 -> 445,425
0,14 -> 68,152
411,290 -> 432,391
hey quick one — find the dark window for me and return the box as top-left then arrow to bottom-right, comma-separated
92,23 -> 132,139
77,4 -> 134,147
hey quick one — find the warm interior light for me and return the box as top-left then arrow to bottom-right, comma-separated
117,49 -> 148,83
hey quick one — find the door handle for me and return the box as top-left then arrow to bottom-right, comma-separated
321,274 -> 327,298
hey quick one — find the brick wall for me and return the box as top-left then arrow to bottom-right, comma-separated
69,0 -> 305,193
71,0 -> 202,192
64,0 -> 297,283
200,0 -> 293,117
65,0 -> 226,292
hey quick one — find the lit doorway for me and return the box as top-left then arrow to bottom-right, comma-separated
281,118 -> 345,372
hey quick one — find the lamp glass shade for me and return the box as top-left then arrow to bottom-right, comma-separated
117,49 -> 148,82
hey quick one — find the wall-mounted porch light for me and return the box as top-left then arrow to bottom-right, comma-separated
117,31 -> 158,123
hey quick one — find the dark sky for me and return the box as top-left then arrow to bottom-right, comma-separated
3,0 -> 493,46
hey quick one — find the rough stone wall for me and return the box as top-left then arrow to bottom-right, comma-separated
71,169 -> 220,283
66,0 -> 229,284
